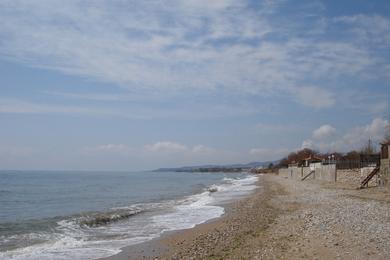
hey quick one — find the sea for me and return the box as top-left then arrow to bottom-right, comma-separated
0,170 -> 258,260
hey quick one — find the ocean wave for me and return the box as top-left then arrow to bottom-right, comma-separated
76,207 -> 144,227
206,184 -> 218,193
0,174 -> 259,260
152,174 -> 258,233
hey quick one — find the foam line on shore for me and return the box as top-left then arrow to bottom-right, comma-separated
0,174 -> 259,260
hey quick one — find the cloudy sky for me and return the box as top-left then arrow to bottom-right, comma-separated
0,0 -> 389,170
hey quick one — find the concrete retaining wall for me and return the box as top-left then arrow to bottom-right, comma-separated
278,167 -> 311,180
379,158 -> 390,187
278,164 -> 336,182
279,165 -> 385,187
315,164 -> 337,182
336,169 -> 361,186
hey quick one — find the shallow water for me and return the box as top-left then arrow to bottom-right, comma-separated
0,170 -> 258,260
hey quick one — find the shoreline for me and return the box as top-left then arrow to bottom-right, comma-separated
102,174 -> 283,259
103,174 -> 390,260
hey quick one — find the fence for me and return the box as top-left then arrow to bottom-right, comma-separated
278,164 -> 336,182
336,159 -> 380,170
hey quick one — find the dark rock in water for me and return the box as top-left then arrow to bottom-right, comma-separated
79,208 -> 143,227
207,185 -> 218,193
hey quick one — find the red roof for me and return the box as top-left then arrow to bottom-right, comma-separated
304,155 -> 323,162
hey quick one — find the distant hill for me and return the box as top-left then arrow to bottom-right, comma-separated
154,160 -> 279,172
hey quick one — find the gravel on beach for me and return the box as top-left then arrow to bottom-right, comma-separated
104,174 -> 390,260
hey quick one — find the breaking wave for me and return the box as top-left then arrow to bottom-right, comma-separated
77,207 -> 144,227
0,174 -> 259,260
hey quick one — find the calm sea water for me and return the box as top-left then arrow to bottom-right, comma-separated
0,170 -> 258,260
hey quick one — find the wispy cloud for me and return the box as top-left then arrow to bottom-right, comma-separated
293,86 -> 335,109
192,145 -> 216,154
249,147 -> 290,161
0,1 -> 388,109
43,91 -> 161,102
255,122 -> 303,134
83,142 -> 222,163
144,141 -> 188,153
82,144 -> 134,156
83,142 -> 217,156
144,141 -> 217,156
0,98 -> 124,117
0,98 -> 261,119
334,14 -> 390,47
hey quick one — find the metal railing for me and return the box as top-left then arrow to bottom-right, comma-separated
336,159 -> 380,170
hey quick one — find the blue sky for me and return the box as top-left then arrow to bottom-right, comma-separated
0,0 -> 389,170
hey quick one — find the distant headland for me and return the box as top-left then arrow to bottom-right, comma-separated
154,160 -> 278,173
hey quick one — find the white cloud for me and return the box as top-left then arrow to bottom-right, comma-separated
341,118 -> 389,148
302,118 -> 390,152
192,145 -> 215,154
334,14 -> 390,47
80,141 -> 241,168
144,141 -> 188,153
249,148 -> 269,155
293,86 -> 335,109
95,144 -> 128,151
0,1 -> 387,110
312,124 -> 336,140
84,142 -> 216,157
0,0 -> 269,94
83,144 -> 134,156
301,139 -> 314,150
145,142 -> 218,156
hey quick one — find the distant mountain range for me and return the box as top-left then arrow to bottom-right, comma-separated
154,160 -> 279,172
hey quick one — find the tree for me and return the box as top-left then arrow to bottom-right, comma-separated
278,157 -> 289,168
277,148 -> 318,167
361,139 -> 376,155
343,151 -> 360,161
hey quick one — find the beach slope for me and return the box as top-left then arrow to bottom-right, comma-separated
104,174 -> 390,259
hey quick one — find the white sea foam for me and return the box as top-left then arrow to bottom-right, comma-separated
152,191 -> 224,232
152,174 -> 258,234
0,174 -> 258,260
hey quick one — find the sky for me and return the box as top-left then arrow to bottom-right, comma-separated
0,0 -> 389,171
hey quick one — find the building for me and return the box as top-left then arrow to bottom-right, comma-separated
379,141 -> 390,186
303,155 -> 324,169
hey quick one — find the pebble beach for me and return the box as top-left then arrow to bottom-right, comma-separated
104,174 -> 390,260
